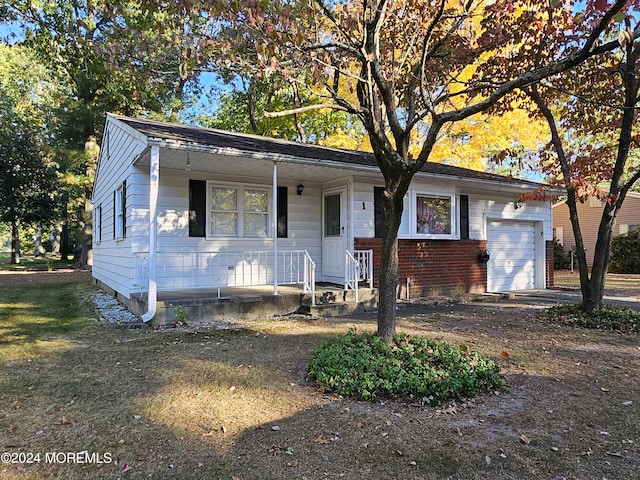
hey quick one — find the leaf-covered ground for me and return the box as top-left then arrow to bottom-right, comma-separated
0,269 -> 639,479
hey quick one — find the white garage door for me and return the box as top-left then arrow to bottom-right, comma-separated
487,221 -> 536,292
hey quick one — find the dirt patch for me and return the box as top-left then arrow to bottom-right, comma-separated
0,269 -> 92,286
1,271 -> 639,479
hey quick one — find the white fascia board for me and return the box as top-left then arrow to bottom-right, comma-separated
107,113 -> 151,145
145,139 -> 383,175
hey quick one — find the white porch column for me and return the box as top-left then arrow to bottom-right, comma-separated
272,162 -> 278,296
142,145 -> 159,322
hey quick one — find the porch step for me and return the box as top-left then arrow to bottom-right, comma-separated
301,288 -> 378,318
128,285 -> 378,325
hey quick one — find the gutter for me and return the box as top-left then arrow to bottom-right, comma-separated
141,145 -> 159,322
145,139 -> 554,195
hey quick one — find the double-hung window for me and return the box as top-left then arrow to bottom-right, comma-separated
415,194 -> 452,236
209,183 -> 269,237
375,186 -> 457,239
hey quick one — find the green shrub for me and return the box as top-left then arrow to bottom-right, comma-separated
610,229 -> 640,273
544,304 -> 640,333
306,329 -> 505,404
553,239 -> 570,270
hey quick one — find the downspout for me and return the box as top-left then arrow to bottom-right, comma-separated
273,161 -> 278,296
142,145 -> 159,322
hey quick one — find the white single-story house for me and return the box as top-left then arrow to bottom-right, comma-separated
92,114 -> 556,323
553,192 -> 640,267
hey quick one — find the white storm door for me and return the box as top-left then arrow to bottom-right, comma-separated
322,189 -> 347,284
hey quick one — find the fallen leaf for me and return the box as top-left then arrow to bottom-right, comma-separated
520,434 -> 531,445
284,459 -> 299,467
56,417 -> 77,426
314,435 -> 330,445
501,351 -> 510,358
356,421 -> 364,428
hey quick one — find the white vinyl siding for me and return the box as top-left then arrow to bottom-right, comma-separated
553,193 -> 640,267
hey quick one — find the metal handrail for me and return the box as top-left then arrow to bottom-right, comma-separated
345,249 -> 374,303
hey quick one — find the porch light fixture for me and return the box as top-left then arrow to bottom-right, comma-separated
514,198 -> 523,209
185,153 -> 192,171
297,184 -> 304,196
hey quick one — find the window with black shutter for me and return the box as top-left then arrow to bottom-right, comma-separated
277,186 -> 288,238
189,180 -> 206,237
460,194 -> 469,240
374,186 -> 385,238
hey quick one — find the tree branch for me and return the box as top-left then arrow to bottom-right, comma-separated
263,103 -> 354,117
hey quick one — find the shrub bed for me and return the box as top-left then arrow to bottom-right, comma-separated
545,304 -> 640,333
306,329 -> 505,404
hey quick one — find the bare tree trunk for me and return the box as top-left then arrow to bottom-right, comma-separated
76,196 -> 93,270
377,182 -> 406,341
33,225 -> 44,257
10,218 -> 20,264
51,225 -> 61,256
75,136 -> 98,270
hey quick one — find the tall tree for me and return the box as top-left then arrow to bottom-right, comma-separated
3,0 -> 206,267
0,44 -> 64,261
524,15 -> 640,310
170,0 -> 636,340
0,121 -> 57,264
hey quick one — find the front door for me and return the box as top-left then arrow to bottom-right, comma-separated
322,188 -> 347,284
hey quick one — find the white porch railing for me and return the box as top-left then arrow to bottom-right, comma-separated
345,249 -> 374,302
134,250 -> 316,305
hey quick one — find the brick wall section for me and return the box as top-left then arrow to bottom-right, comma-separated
355,238 -> 488,297
546,240 -> 555,288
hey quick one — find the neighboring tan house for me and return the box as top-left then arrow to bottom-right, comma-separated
92,114 -> 556,323
553,192 -> 640,268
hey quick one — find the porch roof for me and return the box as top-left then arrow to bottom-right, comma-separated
111,113 -> 546,191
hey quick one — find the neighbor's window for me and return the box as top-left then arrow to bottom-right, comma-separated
415,194 -> 451,235
209,184 -> 269,237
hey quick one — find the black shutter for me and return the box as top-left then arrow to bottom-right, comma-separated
374,186 -> 385,238
122,180 -> 126,238
113,190 -> 116,239
460,194 -> 469,240
189,180 -> 206,237
277,186 -> 288,238
98,206 -> 102,243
